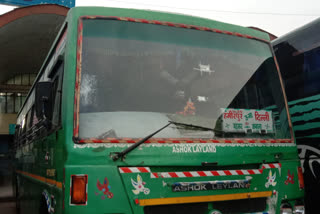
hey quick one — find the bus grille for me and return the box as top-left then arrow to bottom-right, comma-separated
144,198 -> 266,214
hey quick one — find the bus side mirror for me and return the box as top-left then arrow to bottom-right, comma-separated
35,82 -> 54,121
14,124 -> 20,133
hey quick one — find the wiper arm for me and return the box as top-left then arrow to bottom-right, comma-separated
169,121 -> 215,132
110,121 -> 214,161
110,122 -> 172,161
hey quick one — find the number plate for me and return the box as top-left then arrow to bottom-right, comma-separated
172,179 -> 250,192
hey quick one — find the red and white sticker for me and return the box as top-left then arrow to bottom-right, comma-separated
119,163 -> 281,178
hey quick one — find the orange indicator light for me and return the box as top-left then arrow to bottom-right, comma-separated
71,175 -> 88,205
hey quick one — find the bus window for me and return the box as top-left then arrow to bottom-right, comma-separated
51,62 -> 64,127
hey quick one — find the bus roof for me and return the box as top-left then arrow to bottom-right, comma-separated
273,17 -> 320,47
68,6 -> 271,41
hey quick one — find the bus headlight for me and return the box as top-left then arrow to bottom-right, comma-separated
293,205 -> 305,214
280,204 -> 292,214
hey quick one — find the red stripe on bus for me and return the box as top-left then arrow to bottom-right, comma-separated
152,173 -> 159,178
224,170 -> 232,176
178,24 -> 188,28
211,171 -> 220,176
140,19 -> 149,23
120,168 -> 132,173
79,16 -> 270,51
191,25 -> 201,30
168,172 -> 178,177
269,164 -> 276,168
197,171 -> 206,177
247,170 -> 255,175
138,167 -> 149,173
152,20 -> 162,25
224,31 -> 233,35
166,22 -> 175,27
125,17 -> 134,22
183,172 -> 193,177
73,138 -> 293,144
236,170 -> 244,175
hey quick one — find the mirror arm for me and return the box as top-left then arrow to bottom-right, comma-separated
41,97 -> 49,120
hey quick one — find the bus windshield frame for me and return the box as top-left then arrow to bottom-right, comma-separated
73,16 -> 294,144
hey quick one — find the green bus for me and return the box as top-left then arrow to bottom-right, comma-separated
14,6 -> 304,214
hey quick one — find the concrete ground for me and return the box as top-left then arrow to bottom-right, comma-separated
0,201 -> 16,214
0,175 -> 16,214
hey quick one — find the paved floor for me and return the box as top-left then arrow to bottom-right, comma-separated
0,175 -> 15,213
0,201 -> 16,214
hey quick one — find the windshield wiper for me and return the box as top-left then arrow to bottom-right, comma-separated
110,122 -> 172,161
110,121 -> 215,161
169,121 -> 215,132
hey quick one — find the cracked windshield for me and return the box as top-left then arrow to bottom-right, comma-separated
79,19 -> 291,140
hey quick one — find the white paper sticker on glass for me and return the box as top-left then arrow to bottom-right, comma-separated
221,108 -> 274,133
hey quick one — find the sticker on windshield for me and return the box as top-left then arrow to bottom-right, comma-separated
131,174 -> 150,195
177,98 -> 196,116
193,62 -> 215,76
221,108 -> 274,134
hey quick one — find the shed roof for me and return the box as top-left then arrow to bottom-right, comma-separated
0,4 -> 68,84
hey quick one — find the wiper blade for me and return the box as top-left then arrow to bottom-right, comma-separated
110,121 -> 214,161
169,121 -> 215,132
110,122 -> 172,161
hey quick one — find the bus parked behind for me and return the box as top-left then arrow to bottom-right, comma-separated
273,18 -> 320,213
